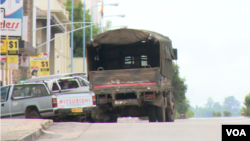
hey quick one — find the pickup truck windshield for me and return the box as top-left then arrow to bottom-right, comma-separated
1,86 -> 10,102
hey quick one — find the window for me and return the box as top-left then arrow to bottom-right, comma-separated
77,78 -> 89,86
58,79 -> 80,90
52,83 -> 59,91
1,86 -> 10,102
124,55 -> 148,68
31,84 -> 49,96
13,85 -> 31,98
141,55 -> 148,67
125,56 -> 134,65
12,84 -> 49,98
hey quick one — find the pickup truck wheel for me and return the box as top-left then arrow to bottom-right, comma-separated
165,95 -> 175,122
148,105 -> 156,122
156,106 -> 165,122
27,110 -> 41,119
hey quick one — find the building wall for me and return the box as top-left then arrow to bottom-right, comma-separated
12,0 -> 33,83
36,20 -> 47,53
36,0 -> 71,75
54,33 -> 71,74
73,57 -> 87,75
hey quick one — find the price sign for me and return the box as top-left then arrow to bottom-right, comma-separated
39,60 -> 50,76
7,55 -> 18,70
7,39 -> 19,54
0,40 -> 7,54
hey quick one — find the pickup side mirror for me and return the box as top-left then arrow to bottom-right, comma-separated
11,95 -> 14,100
172,48 -> 178,60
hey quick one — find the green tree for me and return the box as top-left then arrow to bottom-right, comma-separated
193,106 -> 213,117
223,110 -> 232,117
242,93 -> 250,116
243,93 -> 250,108
212,111 -> 221,117
185,109 -> 194,118
212,102 -> 222,111
171,63 -> 190,117
103,20 -> 112,32
205,97 -> 214,108
64,0 -> 99,57
223,96 -> 241,115
172,63 -> 187,104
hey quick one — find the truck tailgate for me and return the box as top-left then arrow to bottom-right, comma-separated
89,68 -> 160,91
56,93 -> 94,108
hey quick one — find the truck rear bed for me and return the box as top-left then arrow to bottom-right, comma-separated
89,68 -> 160,93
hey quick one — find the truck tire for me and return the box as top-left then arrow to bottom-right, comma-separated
165,95 -> 175,122
148,105 -> 156,122
108,115 -> 118,123
156,106 -> 165,122
27,110 -> 41,119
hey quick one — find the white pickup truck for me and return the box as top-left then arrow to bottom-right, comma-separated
0,81 -> 97,122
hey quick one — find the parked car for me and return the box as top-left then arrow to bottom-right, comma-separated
0,82 -> 97,122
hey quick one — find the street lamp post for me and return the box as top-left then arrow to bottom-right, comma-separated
47,0 -> 51,54
90,3 -> 119,40
71,0 -> 74,73
83,0 -> 86,73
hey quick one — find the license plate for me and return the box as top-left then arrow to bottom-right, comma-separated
71,108 -> 83,113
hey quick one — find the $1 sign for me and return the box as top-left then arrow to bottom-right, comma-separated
41,61 -> 49,68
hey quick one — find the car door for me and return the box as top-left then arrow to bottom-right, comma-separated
10,84 -> 32,118
1,85 -> 11,118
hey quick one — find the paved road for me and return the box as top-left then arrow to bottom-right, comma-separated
36,117 -> 250,141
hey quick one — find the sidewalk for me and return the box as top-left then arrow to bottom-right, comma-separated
1,119 -> 53,141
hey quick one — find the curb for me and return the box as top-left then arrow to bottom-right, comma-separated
17,120 -> 54,141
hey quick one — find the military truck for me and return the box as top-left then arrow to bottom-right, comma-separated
86,29 -> 177,122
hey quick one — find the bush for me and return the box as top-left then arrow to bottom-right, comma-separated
175,110 -> 180,119
212,111 -> 222,117
223,110 -> 232,117
185,109 -> 194,118
242,107 -> 250,116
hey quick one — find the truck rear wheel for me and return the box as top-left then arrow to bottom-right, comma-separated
165,95 -> 175,122
156,106 -> 165,122
107,115 -> 118,123
148,105 -> 156,122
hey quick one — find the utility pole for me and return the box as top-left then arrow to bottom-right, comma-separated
83,0 -> 85,73
47,0 -> 51,54
6,35 -> 8,85
71,0 -> 74,73
33,0 -> 36,49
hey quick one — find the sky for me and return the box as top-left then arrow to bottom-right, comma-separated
100,0 -> 250,107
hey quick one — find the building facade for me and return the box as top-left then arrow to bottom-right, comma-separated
1,0 -> 37,84
36,0 -> 71,75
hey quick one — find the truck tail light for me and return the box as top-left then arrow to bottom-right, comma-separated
145,94 -> 154,100
144,92 -> 155,101
92,96 -> 96,105
52,98 -> 57,108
